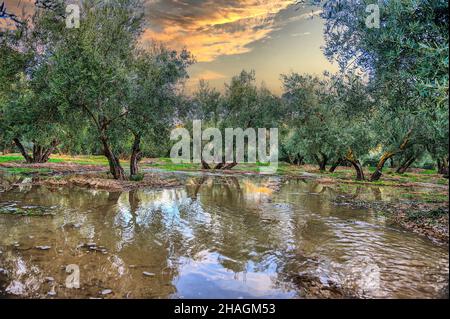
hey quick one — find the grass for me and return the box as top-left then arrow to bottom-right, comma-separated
0,154 -> 109,166
419,169 -> 438,175
0,155 -> 63,163
0,155 -> 24,163
48,155 -> 109,165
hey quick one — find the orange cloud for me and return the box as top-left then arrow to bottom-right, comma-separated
141,0 -> 296,62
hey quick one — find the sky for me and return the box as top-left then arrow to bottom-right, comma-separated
140,0 -> 337,94
2,0 -> 337,95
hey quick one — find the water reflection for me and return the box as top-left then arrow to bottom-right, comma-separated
0,175 -> 448,299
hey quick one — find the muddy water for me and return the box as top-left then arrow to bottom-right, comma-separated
0,174 -> 448,299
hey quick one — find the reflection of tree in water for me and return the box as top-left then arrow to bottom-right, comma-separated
128,189 -> 140,214
181,176 -> 305,274
0,180 -> 337,297
2,179 -> 446,298
0,186 -> 178,298
186,176 -> 244,204
371,187 -> 382,201
0,174 -> 24,193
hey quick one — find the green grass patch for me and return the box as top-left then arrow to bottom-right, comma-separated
0,154 -> 108,165
0,155 -> 24,163
56,155 -> 109,166
419,169 -> 438,175
48,158 -> 65,163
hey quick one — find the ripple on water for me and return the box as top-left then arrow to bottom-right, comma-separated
0,175 -> 448,298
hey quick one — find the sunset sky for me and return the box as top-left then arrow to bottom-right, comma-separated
2,0 -> 337,94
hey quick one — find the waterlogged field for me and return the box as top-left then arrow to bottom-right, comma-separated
0,173 -> 448,299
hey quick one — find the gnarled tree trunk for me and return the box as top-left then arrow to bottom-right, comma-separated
370,152 -> 394,182
396,156 -> 415,174
40,140 -> 59,163
222,162 -> 238,170
130,133 -> 142,178
370,129 -> 413,182
294,155 -> 304,166
13,138 -> 59,163
101,136 -> 125,180
329,158 -> 343,173
437,157 -> 449,178
13,138 -> 33,163
345,150 -> 365,181
201,160 -> 211,169
201,156 -> 238,170
33,140 -> 59,163
288,154 -> 304,166
314,153 -> 328,171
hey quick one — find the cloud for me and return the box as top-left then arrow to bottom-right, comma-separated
283,9 -> 323,24
2,0 -> 321,65
141,0 -> 298,62
291,31 -> 311,37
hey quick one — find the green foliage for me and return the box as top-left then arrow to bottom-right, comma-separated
307,0 -> 448,178
313,0 -> 448,107
0,0 -> 448,183
280,72 -> 372,170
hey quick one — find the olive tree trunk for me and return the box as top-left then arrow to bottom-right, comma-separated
396,156 -> 415,174
370,129 -> 413,181
13,138 -> 59,163
101,136 -> 125,180
437,157 -> 449,178
345,150 -> 365,181
314,153 -> 328,171
329,158 -> 343,173
13,138 -> 33,163
130,133 -> 142,178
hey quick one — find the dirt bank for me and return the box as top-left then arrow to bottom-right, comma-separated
35,173 -> 182,191
0,162 -> 106,174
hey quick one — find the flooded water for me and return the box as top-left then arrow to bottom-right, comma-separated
0,174 -> 448,299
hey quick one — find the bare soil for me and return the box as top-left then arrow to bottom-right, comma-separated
0,162 -> 106,173
36,173 -> 182,191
